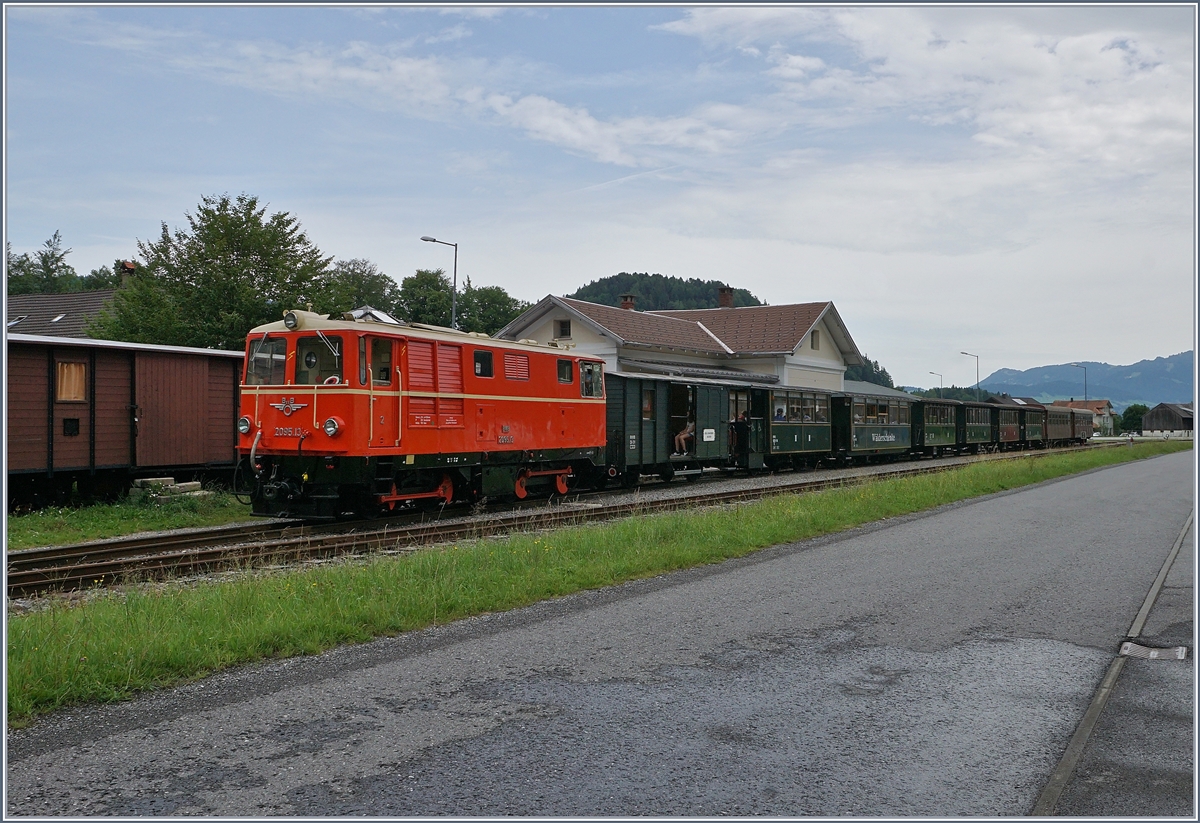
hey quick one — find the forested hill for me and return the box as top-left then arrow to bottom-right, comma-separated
566,273 -> 763,311
981,351 -> 1194,412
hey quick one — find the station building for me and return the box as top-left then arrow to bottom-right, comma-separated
495,287 -> 865,393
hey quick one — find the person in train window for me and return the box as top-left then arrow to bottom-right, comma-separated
774,407 -> 786,421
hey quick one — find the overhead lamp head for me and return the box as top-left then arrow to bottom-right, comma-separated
420,236 -> 436,242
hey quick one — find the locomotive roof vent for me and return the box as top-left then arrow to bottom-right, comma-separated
346,305 -> 406,325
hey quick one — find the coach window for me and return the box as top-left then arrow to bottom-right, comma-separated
474,350 -> 494,378
642,388 -> 656,420
814,394 -> 829,423
557,359 -> 573,383
785,393 -> 802,423
247,336 -> 287,385
853,399 -> 865,423
371,338 -> 393,385
888,402 -> 899,425
580,361 -> 603,397
56,362 -> 87,402
899,402 -> 909,425
296,334 -> 343,384
801,393 -> 816,422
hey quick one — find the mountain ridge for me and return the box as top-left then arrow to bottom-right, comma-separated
980,351 -> 1193,412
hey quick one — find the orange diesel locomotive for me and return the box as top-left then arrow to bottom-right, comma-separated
237,309 -> 607,519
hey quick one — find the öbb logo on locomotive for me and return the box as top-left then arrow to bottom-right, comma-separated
235,307 -> 1093,521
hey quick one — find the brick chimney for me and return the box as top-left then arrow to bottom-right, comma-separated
718,285 -> 734,309
620,293 -> 636,310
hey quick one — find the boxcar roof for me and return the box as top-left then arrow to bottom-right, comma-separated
7,333 -> 244,359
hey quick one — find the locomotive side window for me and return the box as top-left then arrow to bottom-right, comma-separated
580,361 -> 603,397
296,335 -> 343,384
55,362 -> 86,402
474,350 -> 494,377
359,337 -> 368,385
371,338 -> 393,384
247,337 -> 287,385
557,359 -> 573,383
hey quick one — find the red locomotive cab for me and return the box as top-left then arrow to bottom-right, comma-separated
238,308 -> 608,519
238,311 -> 362,462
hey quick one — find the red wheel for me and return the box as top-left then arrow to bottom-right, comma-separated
555,473 -> 569,495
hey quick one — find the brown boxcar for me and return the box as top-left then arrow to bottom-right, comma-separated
6,334 -> 243,507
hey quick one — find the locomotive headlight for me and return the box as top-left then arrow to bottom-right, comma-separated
283,311 -> 299,330
323,416 -> 342,437
237,416 -> 252,434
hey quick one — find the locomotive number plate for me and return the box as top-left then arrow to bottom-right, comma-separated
275,427 -> 305,437
497,435 -> 515,444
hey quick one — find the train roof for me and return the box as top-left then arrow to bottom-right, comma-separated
7,333 -> 244,359
842,380 -> 919,401
246,309 -> 597,358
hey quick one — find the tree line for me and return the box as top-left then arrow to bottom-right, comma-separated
8,194 -> 530,350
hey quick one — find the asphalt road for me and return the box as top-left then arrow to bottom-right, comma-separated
6,450 -> 1194,816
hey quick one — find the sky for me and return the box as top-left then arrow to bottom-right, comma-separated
4,5 -> 1196,389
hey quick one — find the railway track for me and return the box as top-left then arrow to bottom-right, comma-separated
7,446 -> 1108,598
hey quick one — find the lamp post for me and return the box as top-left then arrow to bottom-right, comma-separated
929,371 -> 943,399
960,351 -> 980,401
1068,362 -> 1087,402
420,236 -> 458,330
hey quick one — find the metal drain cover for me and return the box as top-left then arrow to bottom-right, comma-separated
1120,641 -> 1189,660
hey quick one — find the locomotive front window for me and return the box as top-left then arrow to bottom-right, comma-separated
580,361 -> 604,397
247,337 -> 287,385
557,359 -> 574,383
296,335 -> 343,384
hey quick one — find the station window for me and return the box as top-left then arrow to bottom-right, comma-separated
247,337 -> 287,385
296,334 -> 343,385
811,329 -> 820,351
557,359 -> 573,383
580,361 -> 604,397
55,362 -> 86,402
557,320 -> 572,338
474,350 -> 494,378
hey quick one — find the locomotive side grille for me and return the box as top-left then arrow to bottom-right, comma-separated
503,352 -> 530,381
438,344 -> 464,420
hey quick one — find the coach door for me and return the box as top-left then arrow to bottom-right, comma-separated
367,336 -> 400,448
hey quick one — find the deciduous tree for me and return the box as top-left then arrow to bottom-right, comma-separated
89,194 -> 331,349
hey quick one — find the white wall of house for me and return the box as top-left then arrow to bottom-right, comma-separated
782,320 -> 847,391
522,312 -> 619,369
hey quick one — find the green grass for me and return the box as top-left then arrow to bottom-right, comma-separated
6,441 -> 1190,724
5,490 -> 258,551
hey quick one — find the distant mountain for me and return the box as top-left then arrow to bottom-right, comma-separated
567,272 -> 763,311
981,352 -> 1193,412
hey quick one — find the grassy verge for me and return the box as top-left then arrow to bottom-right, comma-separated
5,490 -> 257,551
6,441 -> 1190,724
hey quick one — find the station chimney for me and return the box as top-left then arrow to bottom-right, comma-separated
718,285 -> 734,308
620,293 -> 636,310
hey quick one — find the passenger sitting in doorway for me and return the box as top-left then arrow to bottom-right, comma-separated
774,407 -> 786,421
674,418 -> 695,456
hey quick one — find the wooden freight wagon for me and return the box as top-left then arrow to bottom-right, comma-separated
6,334 -> 243,508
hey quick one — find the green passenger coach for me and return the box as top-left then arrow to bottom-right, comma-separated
766,388 -> 832,469
912,399 -> 960,456
831,382 -> 914,462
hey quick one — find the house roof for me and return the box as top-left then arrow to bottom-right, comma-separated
1147,402 -> 1194,418
6,290 -> 115,337
498,295 -> 863,363
1051,400 -> 1115,414
652,302 -> 848,356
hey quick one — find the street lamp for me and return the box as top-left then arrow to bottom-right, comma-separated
1068,362 -> 1087,402
960,351 -> 980,401
420,236 -> 458,330
929,371 -> 943,399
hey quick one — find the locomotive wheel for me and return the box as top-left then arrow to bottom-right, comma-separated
555,473 -> 570,495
